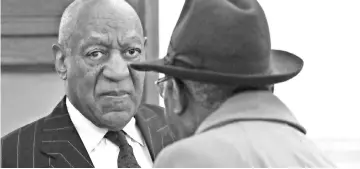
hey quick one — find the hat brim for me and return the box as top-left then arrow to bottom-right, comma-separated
130,50 -> 303,85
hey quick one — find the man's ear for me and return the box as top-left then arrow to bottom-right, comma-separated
170,79 -> 184,115
52,44 -> 68,80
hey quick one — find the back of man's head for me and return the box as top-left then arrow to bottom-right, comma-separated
178,78 -> 273,112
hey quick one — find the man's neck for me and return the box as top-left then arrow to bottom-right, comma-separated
188,101 -> 218,131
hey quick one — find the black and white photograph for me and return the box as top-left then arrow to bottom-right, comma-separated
1,0 -> 359,168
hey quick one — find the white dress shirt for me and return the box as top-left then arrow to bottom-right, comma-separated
66,98 -> 153,168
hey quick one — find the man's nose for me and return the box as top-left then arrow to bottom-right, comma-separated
103,50 -> 130,81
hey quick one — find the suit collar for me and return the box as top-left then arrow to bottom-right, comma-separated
40,96 -> 94,168
39,97 -> 174,166
66,98 -> 145,152
196,91 -> 306,134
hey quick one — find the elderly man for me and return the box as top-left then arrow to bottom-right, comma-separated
130,0 -> 335,167
1,0 -> 174,168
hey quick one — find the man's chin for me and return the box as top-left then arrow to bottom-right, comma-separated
101,111 -> 134,130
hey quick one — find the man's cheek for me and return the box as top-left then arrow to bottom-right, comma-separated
139,53 -> 146,62
82,66 -> 102,101
83,72 -> 97,89
129,69 -> 145,89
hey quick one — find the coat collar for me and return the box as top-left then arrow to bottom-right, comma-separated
195,91 -> 306,134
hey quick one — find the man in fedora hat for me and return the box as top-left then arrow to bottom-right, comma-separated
131,0 -> 335,167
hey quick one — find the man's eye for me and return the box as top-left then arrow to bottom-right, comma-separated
87,51 -> 105,60
125,48 -> 141,58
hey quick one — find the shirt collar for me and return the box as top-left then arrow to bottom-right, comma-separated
123,118 -> 145,146
66,98 -> 145,153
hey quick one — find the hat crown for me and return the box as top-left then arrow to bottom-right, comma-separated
168,0 -> 271,75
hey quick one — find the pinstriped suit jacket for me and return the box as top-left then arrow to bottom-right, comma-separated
1,97 -> 175,168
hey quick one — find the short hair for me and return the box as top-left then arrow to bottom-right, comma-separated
178,79 -> 236,111
177,79 -> 273,111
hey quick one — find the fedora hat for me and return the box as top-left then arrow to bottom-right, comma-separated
130,0 -> 303,85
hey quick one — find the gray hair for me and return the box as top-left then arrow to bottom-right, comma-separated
180,79 -> 274,111
182,80 -> 236,111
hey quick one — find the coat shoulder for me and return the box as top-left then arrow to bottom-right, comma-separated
154,132 -> 249,168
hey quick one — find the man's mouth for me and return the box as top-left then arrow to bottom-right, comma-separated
99,91 -> 131,99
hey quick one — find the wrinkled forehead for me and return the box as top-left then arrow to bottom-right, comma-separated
79,0 -> 142,33
68,0 -> 144,48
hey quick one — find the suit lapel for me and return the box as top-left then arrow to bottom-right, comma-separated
135,104 -> 175,161
40,97 -> 94,168
39,99 -> 174,166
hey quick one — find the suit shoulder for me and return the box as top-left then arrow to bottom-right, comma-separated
2,118 -> 40,140
138,104 -> 164,115
2,117 -> 45,151
1,117 -> 45,167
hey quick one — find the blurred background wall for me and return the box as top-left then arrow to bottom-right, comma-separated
1,0 -> 70,136
1,0 -> 360,167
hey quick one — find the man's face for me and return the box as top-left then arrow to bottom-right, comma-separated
65,1 -> 145,131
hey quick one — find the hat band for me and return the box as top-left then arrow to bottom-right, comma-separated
164,53 -> 273,76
